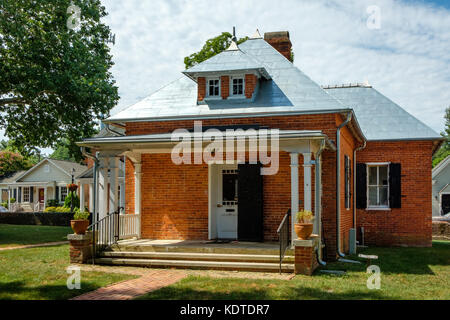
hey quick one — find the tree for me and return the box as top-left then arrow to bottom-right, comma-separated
50,138 -> 77,162
184,32 -> 249,69
0,0 -> 118,161
433,106 -> 450,167
0,150 -> 33,176
0,139 -> 41,164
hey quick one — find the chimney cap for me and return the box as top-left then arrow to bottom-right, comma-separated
264,31 -> 290,40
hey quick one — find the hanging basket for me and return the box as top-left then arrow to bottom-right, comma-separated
67,183 -> 78,192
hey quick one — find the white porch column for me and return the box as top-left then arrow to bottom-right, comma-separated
109,157 -> 119,213
302,152 -> 313,212
135,161 -> 142,238
290,152 -> 299,241
79,183 -> 85,211
89,183 -> 94,213
119,181 -> 125,214
98,157 -> 109,219
44,186 -> 47,209
7,188 -> 11,210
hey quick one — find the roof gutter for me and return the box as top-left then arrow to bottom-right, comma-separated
315,139 -> 326,266
105,123 -> 124,137
336,112 -> 352,258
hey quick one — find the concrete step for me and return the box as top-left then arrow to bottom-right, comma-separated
110,243 -> 293,256
101,251 -> 294,263
94,257 -> 294,273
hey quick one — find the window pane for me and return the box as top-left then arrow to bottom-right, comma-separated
379,166 -> 388,185
379,186 -> 388,206
369,166 -> 377,185
368,186 -> 377,206
222,174 -> 238,201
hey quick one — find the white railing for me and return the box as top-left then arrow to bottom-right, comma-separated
9,203 -> 18,212
34,202 -> 40,212
119,214 -> 140,239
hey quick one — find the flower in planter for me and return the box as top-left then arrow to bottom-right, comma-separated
67,183 -> 78,192
296,210 -> 314,224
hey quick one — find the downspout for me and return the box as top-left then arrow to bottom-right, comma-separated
81,147 -> 98,223
315,139 -> 326,266
353,140 -> 367,228
336,112 -> 352,258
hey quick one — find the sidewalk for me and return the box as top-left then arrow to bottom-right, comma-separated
71,269 -> 186,300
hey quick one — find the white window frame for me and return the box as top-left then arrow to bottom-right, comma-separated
366,163 -> 390,210
60,186 -> 68,202
22,187 -> 31,203
207,77 -> 221,97
230,76 -> 245,97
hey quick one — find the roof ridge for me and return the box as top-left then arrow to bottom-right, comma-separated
321,83 -> 372,89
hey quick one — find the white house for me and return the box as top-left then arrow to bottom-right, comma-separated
0,158 -> 86,212
432,155 -> 450,216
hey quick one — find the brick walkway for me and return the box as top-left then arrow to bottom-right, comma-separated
0,241 -> 68,251
71,269 -> 186,300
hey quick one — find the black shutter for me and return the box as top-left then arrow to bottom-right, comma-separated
356,163 -> 367,209
55,186 -> 59,202
30,187 -> 33,203
389,163 -> 401,208
13,189 -> 17,200
238,163 -> 264,242
18,187 -> 22,203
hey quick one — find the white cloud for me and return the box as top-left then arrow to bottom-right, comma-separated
101,0 -> 449,133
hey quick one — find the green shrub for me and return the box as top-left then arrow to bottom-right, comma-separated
46,199 -> 59,207
44,206 -> 72,213
9,198 -> 16,203
63,191 -> 80,208
1,201 -> 8,208
43,207 -> 57,213
73,211 -> 90,220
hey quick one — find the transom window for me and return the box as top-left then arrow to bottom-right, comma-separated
60,186 -> 68,202
208,79 -> 220,97
232,77 -> 244,96
367,165 -> 389,208
23,187 -> 30,203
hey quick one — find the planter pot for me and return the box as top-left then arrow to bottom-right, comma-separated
294,223 -> 313,240
71,220 -> 89,235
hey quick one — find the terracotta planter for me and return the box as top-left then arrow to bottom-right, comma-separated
71,220 -> 89,235
294,223 -> 313,240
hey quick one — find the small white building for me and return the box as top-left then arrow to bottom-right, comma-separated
432,155 -> 450,216
0,158 -> 86,212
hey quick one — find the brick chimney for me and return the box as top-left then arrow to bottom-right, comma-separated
264,31 -> 293,62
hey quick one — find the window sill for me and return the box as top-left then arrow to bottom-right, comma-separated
365,207 -> 391,211
227,95 -> 246,100
204,96 -> 222,101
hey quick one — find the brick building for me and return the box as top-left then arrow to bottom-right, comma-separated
78,30 -> 442,263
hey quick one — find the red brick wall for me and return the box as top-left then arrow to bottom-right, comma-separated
356,141 -> 433,247
221,76 -> 229,100
197,77 -> 206,101
124,113 -> 348,259
245,74 -> 257,99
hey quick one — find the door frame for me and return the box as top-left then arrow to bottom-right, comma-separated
38,188 -> 45,203
440,192 -> 450,215
208,162 -> 239,240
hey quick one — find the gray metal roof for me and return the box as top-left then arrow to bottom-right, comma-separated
183,48 -> 267,76
0,171 -> 26,184
324,86 -> 441,141
106,38 -> 347,123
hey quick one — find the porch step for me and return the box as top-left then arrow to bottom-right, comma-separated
94,257 -> 294,273
100,251 -> 294,263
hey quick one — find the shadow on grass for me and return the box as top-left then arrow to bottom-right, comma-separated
322,241 -> 450,276
138,279 -> 392,300
0,280 -> 103,300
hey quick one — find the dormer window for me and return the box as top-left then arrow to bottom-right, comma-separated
231,76 -> 244,96
208,78 -> 220,97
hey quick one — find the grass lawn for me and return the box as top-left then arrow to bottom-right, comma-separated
0,244 -> 136,300
139,240 -> 450,300
0,224 -> 72,247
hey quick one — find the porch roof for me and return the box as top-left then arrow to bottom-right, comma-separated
77,129 -> 336,152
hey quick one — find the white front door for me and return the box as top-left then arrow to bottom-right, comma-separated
216,165 -> 238,239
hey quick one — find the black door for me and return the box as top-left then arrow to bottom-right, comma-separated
237,163 -> 263,241
442,194 -> 450,215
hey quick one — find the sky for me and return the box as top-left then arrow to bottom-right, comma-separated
2,0 -> 450,154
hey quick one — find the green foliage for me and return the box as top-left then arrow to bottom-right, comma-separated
46,199 -> 59,207
296,210 -> 314,223
432,106 -> 450,167
1,201 -> 7,208
63,191 -> 80,209
0,139 -> 42,165
0,150 -> 34,176
0,0 -> 119,161
50,138 -> 77,162
9,197 -> 15,203
184,32 -> 249,69
73,210 -> 90,220
43,206 -> 72,213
